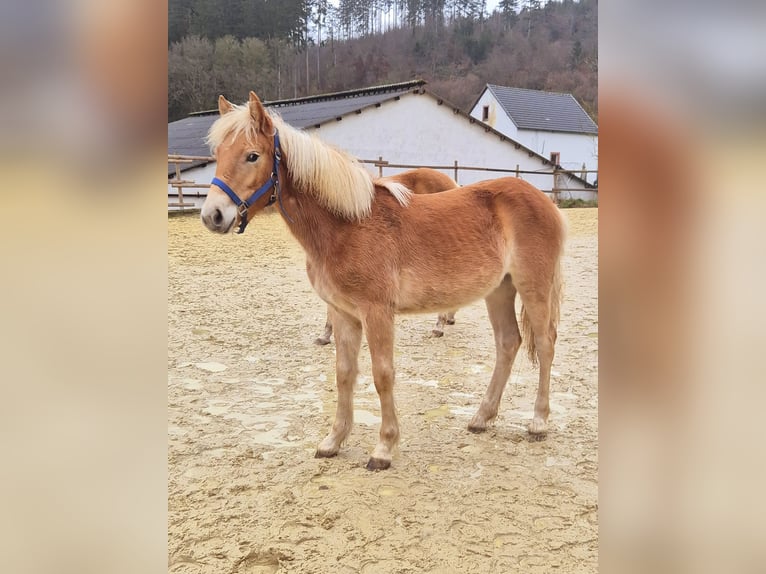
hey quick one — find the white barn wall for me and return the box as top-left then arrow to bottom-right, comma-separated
520,130 -> 598,179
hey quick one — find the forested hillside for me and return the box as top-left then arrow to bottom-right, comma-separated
168,0 -> 597,122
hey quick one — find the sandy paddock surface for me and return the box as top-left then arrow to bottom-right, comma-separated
168,207 -> 598,573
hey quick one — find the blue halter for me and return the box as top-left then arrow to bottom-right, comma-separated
210,131 -> 290,234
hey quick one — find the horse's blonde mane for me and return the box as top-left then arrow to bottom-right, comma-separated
206,102 -> 410,220
375,180 -> 412,206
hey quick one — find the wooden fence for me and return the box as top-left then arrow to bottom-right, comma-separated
168,154 -> 214,210
168,155 -> 597,211
358,157 -> 598,203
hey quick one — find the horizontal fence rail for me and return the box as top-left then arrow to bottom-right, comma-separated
168,155 -> 597,212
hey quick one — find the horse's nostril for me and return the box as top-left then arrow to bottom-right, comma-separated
212,209 -> 223,226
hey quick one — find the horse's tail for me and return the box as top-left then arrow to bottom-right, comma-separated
521,210 -> 566,365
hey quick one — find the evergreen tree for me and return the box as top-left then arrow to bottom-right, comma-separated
498,0 -> 518,28
169,0 -> 195,45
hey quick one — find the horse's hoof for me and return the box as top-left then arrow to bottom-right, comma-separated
431,329 -> 444,338
366,457 -> 391,471
467,423 -> 487,434
315,449 -> 338,458
528,418 -> 548,436
445,319 -> 456,325
314,337 -> 331,346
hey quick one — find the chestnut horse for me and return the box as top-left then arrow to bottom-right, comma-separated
315,168 -> 458,345
201,92 -> 565,470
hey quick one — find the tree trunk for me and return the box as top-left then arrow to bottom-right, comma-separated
317,23 -> 321,90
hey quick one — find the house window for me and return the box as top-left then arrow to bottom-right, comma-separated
482,105 -> 489,122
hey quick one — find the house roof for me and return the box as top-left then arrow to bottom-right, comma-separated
480,84 -> 598,135
167,80 -> 588,187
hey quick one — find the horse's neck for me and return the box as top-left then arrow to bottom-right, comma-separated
279,180 -> 343,260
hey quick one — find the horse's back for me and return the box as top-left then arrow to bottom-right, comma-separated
402,176 -> 560,226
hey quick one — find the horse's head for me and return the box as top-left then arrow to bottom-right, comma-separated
201,91 -> 280,234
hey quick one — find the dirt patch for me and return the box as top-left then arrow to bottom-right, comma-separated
168,208 -> 598,573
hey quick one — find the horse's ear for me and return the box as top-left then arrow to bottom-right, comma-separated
218,95 -> 233,115
248,91 -> 273,133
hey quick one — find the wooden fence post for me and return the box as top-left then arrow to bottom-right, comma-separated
378,156 -> 384,178
453,160 -> 458,184
175,162 -> 184,209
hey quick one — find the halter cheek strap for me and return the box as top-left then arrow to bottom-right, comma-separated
210,131 -> 289,234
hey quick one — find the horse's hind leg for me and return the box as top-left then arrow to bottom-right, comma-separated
517,286 -> 557,436
316,306 -> 361,458
432,310 -> 457,337
468,276 -> 521,432
363,308 -> 399,470
432,313 -> 447,337
314,306 -> 333,345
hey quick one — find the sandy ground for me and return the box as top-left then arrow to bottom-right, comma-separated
168,207 -> 598,573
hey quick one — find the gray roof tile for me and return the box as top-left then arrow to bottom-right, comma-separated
168,115 -> 217,161
269,89 -> 414,127
486,84 -> 598,134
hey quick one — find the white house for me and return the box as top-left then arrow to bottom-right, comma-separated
169,80 -> 595,211
470,84 -> 598,184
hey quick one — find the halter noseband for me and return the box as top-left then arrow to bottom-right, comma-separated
210,130 -> 289,234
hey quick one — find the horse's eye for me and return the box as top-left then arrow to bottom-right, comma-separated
246,152 -> 259,163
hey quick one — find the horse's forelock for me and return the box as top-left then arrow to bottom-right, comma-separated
205,103 -> 260,153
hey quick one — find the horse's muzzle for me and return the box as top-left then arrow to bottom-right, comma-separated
201,205 -> 235,234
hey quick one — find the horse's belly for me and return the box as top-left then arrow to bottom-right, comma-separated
394,265 -> 507,314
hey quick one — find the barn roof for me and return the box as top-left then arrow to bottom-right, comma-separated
168,114 -> 218,165
248,80 -> 428,127
479,84 -> 598,135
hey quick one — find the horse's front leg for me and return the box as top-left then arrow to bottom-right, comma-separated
363,309 -> 399,470
314,306 -> 333,345
315,306 -> 361,458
